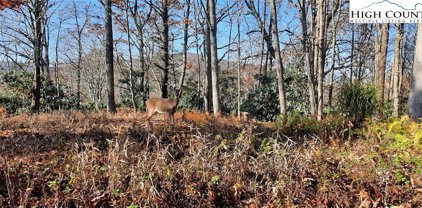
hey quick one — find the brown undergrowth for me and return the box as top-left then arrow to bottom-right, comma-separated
0,109 -> 420,207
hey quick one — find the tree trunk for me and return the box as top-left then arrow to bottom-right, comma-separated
161,0 -> 170,98
244,0 -> 275,59
317,0 -> 326,120
132,0 -> 147,94
178,0 -> 191,97
388,66 -> 394,101
392,23 -> 403,117
43,19 -> 51,81
126,1 -> 136,111
76,39 -> 82,109
409,24 -> 422,119
31,0 -> 43,112
328,0 -> 341,107
204,20 -> 212,112
105,0 -> 116,113
193,0 -> 202,96
259,0 -> 267,79
208,0 -> 221,115
270,0 -> 286,116
237,20 -> 241,118
73,0 -> 83,109
375,24 -> 389,103
55,17 -> 63,97
350,24 -> 355,85
298,0 -> 316,115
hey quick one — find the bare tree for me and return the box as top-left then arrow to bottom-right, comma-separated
42,8 -> 51,81
374,24 -> 389,103
105,0 -> 116,113
131,0 -> 152,96
296,0 -> 316,115
208,0 -> 221,115
244,0 -> 275,59
149,0 -> 172,98
122,0 -> 136,111
269,0 -> 286,116
30,0 -> 47,112
237,4 -> 241,118
203,0 -> 213,112
392,24 -> 403,117
409,24 -> 422,119
54,15 -> 64,96
350,24 -> 355,85
71,0 -> 88,109
178,0 -> 191,97
316,0 -> 326,120
328,0 -> 342,107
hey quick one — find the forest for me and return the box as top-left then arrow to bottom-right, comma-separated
0,0 -> 421,207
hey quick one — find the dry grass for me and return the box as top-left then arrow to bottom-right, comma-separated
0,109 -> 420,207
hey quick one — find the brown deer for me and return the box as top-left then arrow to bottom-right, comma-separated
145,90 -> 180,126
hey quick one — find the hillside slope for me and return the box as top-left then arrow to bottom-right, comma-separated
0,110 -> 420,207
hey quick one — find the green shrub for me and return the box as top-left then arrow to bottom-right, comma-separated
241,66 -> 308,121
379,101 -> 394,118
0,71 -> 77,114
85,101 -> 107,111
219,71 -> 247,114
336,82 -> 377,123
367,116 -> 422,181
178,82 -> 203,111
241,75 -> 280,121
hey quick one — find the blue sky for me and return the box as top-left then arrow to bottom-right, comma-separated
0,0 -> 302,66
55,0 -> 298,60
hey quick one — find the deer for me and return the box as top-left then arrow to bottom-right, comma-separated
145,89 -> 180,126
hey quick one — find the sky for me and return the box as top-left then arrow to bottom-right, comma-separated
0,0 -> 301,66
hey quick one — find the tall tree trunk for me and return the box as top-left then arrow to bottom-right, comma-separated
237,20 -> 241,118
328,0 -> 341,107
43,19 -> 51,81
208,0 -> 221,115
105,0 -> 116,113
76,34 -> 82,109
375,24 -> 389,103
139,34 -> 145,94
178,0 -> 191,97
409,24 -> 422,119
312,0 -> 318,84
244,0 -> 275,59
259,0 -> 267,79
317,0 -> 326,120
298,0 -> 316,115
31,0 -> 43,112
227,13 -> 233,73
55,17 -> 63,97
125,1 -> 136,111
161,0 -> 170,98
171,34 -> 177,88
192,0 -> 204,96
73,0 -> 83,109
132,0 -> 148,94
204,20 -> 212,112
392,24 -> 403,117
350,24 -> 355,85
388,67 -> 394,101
270,0 -> 286,116
193,0 -> 202,96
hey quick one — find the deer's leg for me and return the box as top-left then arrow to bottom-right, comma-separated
170,112 -> 175,124
146,110 -> 156,127
167,112 -> 173,123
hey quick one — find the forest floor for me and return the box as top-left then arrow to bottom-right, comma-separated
0,109 -> 420,207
